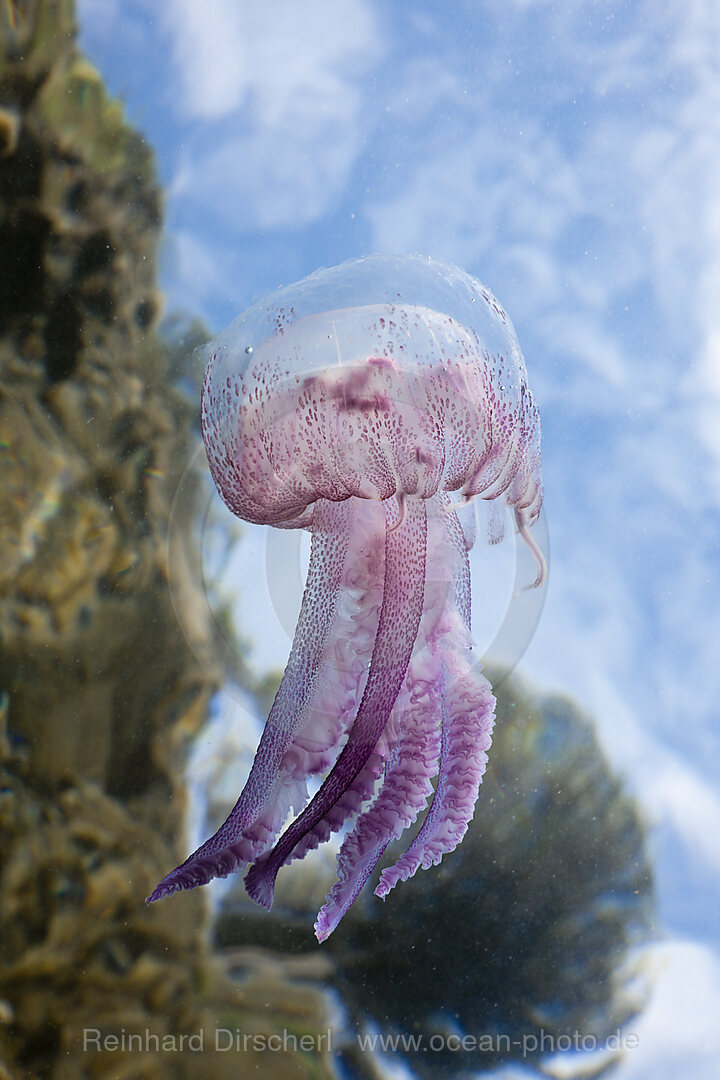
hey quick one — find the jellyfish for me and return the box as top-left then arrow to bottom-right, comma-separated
148,255 -> 544,941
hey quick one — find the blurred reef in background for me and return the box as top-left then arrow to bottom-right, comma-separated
0,4 -> 654,1080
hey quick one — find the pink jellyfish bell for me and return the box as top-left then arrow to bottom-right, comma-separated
148,254 -> 544,941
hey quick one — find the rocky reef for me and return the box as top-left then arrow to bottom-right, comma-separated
0,4 -> 334,1078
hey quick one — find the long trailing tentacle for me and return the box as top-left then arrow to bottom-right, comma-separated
314,656 -> 442,940
244,496 -> 428,910
515,506 -> 547,589
374,495 -> 495,899
313,491 -> 475,939
374,656 -> 494,899
147,497 -> 369,901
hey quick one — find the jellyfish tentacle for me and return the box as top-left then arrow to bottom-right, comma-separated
147,498 -> 358,901
373,493 -> 495,899
515,506 -> 547,589
313,492 -> 473,938
280,746 -> 389,865
274,494 -> 418,867
244,495 -> 428,910
441,493 -> 472,627
375,651 -> 494,898
387,489 -> 407,533
314,657 -> 443,941
223,498 -> 352,825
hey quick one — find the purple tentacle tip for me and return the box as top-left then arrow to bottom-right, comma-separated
244,857 -> 276,910
148,255 -> 544,940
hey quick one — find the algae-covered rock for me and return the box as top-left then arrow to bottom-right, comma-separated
0,709 -> 334,1078
0,5 -> 335,1079
0,0 -> 208,801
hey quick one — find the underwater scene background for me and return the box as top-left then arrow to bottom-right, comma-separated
1,2 -> 717,1078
